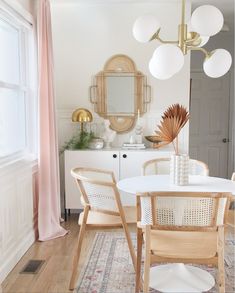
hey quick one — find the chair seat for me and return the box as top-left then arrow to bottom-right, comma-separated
149,230 -> 218,259
78,206 -> 137,227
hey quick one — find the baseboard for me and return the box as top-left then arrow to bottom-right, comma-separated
0,229 -> 36,283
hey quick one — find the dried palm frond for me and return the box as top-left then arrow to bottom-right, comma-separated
155,104 -> 189,154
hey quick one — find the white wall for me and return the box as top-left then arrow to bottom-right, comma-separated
16,0 -> 34,14
51,0 -> 191,154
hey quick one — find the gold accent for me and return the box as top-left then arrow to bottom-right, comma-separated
72,108 -> 93,132
147,0 -> 212,58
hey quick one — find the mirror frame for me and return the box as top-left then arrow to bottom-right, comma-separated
90,54 -> 151,133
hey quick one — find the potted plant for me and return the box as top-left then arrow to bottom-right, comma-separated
156,103 -> 190,185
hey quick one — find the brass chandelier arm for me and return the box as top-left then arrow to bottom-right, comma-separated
155,35 -> 179,44
150,29 -> 178,44
187,46 -> 212,58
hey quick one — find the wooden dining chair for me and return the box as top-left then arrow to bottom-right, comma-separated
227,172 -> 235,227
135,191 -> 232,293
142,157 -> 209,176
69,167 -> 136,290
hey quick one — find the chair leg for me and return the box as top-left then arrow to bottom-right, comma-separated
114,191 -> 137,270
143,226 -> 151,293
69,206 -> 89,290
135,227 -> 143,293
218,226 -> 225,293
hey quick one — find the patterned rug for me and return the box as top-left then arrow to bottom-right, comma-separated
76,232 -> 234,293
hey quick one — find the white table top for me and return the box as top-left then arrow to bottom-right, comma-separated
117,175 -> 235,195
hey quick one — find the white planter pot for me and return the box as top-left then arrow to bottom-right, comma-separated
170,154 -> 189,186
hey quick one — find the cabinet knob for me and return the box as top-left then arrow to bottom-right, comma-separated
123,154 -> 127,158
113,154 -> 117,158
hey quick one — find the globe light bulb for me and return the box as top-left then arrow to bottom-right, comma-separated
149,44 -> 184,79
133,15 -> 160,43
191,5 -> 224,37
187,21 -> 210,47
203,49 -> 232,78
198,35 -> 210,47
149,57 -> 173,80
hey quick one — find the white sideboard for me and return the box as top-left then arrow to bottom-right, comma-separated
64,149 -> 172,211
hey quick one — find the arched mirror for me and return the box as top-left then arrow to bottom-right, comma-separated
90,54 -> 151,133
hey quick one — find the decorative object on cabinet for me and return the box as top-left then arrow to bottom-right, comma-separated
72,108 -> 93,133
156,103 -> 190,185
122,143 -> 145,150
156,103 -> 189,154
101,119 -> 116,149
135,109 -> 145,144
145,135 -> 163,148
88,138 -> 104,150
61,131 -> 95,152
89,54 -> 151,133
133,0 -> 232,80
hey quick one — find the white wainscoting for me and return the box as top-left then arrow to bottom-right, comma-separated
0,158 -> 38,283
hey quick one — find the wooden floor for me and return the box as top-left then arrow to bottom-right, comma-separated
2,214 -> 105,293
2,212 -> 235,293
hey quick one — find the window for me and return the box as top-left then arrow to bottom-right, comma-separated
0,7 -> 36,160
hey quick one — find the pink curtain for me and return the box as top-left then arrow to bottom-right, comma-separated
37,0 -> 67,241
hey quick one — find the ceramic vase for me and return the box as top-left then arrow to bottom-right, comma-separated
170,154 -> 189,186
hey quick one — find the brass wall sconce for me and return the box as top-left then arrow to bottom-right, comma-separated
72,108 -> 93,133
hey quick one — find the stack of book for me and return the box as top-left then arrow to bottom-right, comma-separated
122,143 -> 146,150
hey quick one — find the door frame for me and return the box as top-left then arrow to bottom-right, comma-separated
190,70 -> 234,179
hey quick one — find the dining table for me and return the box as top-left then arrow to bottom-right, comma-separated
117,174 -> 235,293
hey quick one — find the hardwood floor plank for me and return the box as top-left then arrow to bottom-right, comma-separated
2,215 -> 234,293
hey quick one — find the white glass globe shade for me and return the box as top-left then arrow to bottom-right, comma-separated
187,21 -> 210,47
203,49 -> 232,78
198,35 -> 210,47
133,15 -> 160,43
149,57 -> 173,80
149,44 -> 184,79
191,5 -> 224,37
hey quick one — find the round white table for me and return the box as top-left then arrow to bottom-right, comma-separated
117,175 -> 235,293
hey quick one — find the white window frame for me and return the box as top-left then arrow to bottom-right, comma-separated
0,1 -> 37,166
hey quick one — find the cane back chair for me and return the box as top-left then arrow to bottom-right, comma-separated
69,167 -> 136,290
136,191 -> 232,293
142,157 -> 209,176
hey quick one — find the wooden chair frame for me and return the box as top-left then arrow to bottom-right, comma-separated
142,157 -> 209,176
69,167 -> 137,290
135,191 -> 232,293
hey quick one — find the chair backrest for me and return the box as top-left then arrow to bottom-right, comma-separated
137,191 -> 231,230
142,157 -> 209,176
231,172 -> 235,181
71,167 -> 119,213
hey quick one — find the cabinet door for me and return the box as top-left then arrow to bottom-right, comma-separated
65,150 -> 119,209
119,150 -> 172,206
120,150 -> 172,179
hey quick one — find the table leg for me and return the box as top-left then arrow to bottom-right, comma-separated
149,263 -> 215,293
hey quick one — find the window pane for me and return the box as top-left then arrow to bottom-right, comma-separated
0,88 -> 26,157
0,18 -> 20,84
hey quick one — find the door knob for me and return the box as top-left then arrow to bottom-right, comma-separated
113,154 -> 117,158
123,154 -> 127,158
222,138 -> 229,143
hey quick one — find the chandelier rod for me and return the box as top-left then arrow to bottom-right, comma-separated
181,0 -> 186,25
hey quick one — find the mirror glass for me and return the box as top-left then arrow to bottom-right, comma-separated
106,75 -> 135,115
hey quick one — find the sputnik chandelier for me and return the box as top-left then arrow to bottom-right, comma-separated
133,0 -> 232,80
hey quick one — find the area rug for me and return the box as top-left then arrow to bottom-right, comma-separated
76,232 -> 234,293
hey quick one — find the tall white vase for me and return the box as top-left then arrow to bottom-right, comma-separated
170,154 -> 189,185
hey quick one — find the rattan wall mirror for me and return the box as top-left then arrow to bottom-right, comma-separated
89,54 -> 151,133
